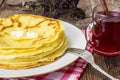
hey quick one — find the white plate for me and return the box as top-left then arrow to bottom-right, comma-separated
0,21 -> 87,78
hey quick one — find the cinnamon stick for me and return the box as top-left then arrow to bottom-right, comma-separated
100,0 -> 109,15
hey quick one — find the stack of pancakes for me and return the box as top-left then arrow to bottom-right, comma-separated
0,14 -> 69,69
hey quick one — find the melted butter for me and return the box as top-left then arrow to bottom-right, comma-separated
10,30 -> 38,40
10,30 -> 24,39
26,32 -> 38,39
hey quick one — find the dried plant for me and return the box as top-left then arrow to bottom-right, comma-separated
1,0 -> 86,20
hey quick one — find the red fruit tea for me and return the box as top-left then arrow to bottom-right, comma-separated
92,11 -> 120,56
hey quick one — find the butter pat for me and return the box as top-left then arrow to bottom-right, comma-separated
10,30 -> 24,39
26,32 -> 38,39
10,30 -> 38,39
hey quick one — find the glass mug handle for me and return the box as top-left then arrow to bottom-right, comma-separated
85,22 -> 94,45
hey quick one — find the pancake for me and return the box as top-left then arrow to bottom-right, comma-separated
0,14 -> 69,69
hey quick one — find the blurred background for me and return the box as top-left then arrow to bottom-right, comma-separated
0,0 -> 119,29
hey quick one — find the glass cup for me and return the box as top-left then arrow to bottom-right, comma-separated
86,4 -> 120,56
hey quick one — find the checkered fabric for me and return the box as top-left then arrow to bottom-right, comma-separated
0,31 -> 93,80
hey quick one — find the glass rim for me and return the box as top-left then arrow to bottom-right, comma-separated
92,4 -> 120,20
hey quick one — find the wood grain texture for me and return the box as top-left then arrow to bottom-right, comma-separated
80,52 -> 120,80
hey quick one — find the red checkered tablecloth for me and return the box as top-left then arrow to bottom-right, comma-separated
0,31 -> 93,80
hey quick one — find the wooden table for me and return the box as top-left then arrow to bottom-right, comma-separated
80,52 -> 120,80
